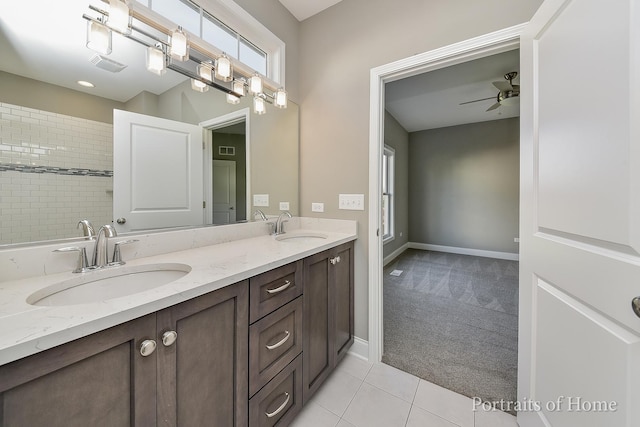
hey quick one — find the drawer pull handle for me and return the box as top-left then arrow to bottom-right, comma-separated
266,280 -> 291,294
265,392 -> 290,418
266,330 -> 291,350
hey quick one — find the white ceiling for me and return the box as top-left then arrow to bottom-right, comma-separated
278,0 -> 345,21
385,49 -> 520,132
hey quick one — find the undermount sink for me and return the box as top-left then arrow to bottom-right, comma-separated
27,263 -> 192,306
275,232 -> 328,242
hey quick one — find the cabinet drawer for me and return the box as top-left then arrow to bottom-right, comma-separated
249,297 -> 303,396
249,354 -> 303,427
250,260 -> 303,323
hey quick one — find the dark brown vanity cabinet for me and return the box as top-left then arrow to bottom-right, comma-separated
0,281 -> 248,427
302,241 -> 354,402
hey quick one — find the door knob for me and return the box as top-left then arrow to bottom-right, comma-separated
632,297 -> 640,318
116,217 -> 126,224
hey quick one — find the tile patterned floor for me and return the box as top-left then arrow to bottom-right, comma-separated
291,354 -> 519,427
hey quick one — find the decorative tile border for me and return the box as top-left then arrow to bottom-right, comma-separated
0,163 -> 112,177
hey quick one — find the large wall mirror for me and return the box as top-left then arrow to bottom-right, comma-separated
0,0 -> 299,246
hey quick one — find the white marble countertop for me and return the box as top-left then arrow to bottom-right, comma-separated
0,219 -> 357,366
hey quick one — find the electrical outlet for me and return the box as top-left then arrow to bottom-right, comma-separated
312,202 -> 324,212
338,194 -> 365,210
253,194 -> 269,207
279,201 -> 290,210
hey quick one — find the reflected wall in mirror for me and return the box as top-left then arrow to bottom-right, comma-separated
0,1 -> 298,246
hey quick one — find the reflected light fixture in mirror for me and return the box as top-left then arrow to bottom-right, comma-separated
253,96 -> 266,115
249,73 -> 263,95
146,45 -> 166,75
274,88 -> 287,109
169,27 -> 189,61
227,79 -> 245,104
106,0 -> 132,35
215,54 -> 233,82
86,20 -> 112,55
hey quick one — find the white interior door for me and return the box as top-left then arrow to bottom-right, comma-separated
519,1 -> 640,426
212,159 -> 236,224
113,110 -> 203,233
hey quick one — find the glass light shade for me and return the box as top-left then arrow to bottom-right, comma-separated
274,88 -> 287,109
197,63 -> 213,81
107,0 -> 132,34
226,93 -> 240,105
191,78 -> 209,93
145,46 -> 166,75
170,28 -> 189,61
249,73 -> 263,95
215,55 -> 233,82
253,96 -> 266,115
232,79 -> 245,97
86,21 -> 112,55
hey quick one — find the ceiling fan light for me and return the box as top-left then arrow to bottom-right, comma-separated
170,27 -> 189,61
145,46 -> 166,75
86,20 -> 112,55
500,95 -> 519,107
215,54 -> 233,82
107,0 -> 132,35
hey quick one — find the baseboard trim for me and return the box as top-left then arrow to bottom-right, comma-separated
348,336 -> 369,361
409,242 -> 519,261
383,242 -> 410,266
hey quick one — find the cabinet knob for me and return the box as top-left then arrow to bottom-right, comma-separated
330,256 -> 341,265
162,330 -> 178,347
139,339 -> 157,356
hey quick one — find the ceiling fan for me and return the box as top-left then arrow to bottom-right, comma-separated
460,71 -> 520,111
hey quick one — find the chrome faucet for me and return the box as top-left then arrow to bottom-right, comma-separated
253,209 -> 268,221
92,224 -> 117,268
77,219 -> 96,240
275,211 -> 292,235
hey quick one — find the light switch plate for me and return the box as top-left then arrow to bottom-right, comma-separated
338,194 -> 365,210
279,201 -> 290,210
311,202 -> 324,212
253,194 -> 269,207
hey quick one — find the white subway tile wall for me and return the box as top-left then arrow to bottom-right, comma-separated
0,103 -> 113,244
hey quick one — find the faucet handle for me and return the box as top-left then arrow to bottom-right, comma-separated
110,239 -> 139,266
54,246 -> 91,273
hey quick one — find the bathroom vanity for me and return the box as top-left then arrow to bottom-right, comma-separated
0,218 -> 356,427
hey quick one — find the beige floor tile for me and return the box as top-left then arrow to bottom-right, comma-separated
336,354 -> 373,380
406,406 -> 461,427
342,382 -> 411,427
336,420 -> 357,427
412,380 -> 474,427
364,362 -> 420,403
311,370 -> 363,417
290,402 -> 340,427
475,408 -> 519,427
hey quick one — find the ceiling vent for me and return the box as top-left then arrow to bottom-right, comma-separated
89,54 -> 127,73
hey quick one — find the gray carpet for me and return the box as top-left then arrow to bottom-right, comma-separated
382,249 -> 518,407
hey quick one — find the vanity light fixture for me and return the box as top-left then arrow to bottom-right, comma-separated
253,95 -> 266,115
82,4 -> 287,115
86,20 -> 112,55
249,73 -> 263,95
106,0 -> 132,35
274,88 -> 287,109
146,45 -> 166,75
215,54 -> 233,82
169,27 -> 189,61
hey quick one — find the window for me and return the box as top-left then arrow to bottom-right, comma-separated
136,0 -> 268,76
382,145 -> 395,243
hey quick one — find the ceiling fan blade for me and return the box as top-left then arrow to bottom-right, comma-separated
459,96 -> 496,106
492,81 -> 513,91
486,102 -> 501,112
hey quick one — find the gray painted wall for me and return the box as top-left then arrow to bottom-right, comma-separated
298,0 -> 543,340
383,111 -> 409,260
409,118 -> 520,254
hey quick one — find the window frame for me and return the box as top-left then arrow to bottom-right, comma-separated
382,145 -> 395,244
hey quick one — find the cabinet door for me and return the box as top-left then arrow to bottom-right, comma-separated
302,250 -> 332,402
157,281 -> 249,427
332,242 -> 354,363
0,314 -> 157,427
